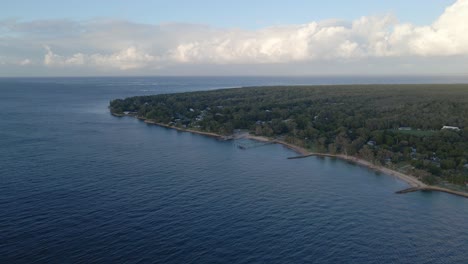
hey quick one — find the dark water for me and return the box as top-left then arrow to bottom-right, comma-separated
1,76 -> 467,263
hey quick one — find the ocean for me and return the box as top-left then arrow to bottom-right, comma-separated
1,76 -> 467,263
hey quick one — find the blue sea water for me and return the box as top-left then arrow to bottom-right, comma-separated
1,76 -> 467,263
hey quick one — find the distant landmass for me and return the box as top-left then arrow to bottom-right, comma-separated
110,84 -> 468,195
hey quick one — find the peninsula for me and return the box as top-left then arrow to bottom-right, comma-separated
110,84 -> 468,197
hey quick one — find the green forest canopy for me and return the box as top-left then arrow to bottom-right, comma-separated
110,84 -> 468,186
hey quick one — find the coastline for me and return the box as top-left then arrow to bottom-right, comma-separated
256,136 -> 468,198
122,114 -> 468,198
250,135 -> 427,188
143,119 -> 224,139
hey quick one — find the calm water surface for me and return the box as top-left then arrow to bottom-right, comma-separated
1,77 -> 467,263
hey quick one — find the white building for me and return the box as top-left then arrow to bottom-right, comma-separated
399,127 -> 411,131
441,126 -> 460,131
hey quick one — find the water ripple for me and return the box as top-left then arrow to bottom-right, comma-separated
1,77 -> 467,263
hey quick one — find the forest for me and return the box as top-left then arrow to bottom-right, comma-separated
110,84 -> 468,187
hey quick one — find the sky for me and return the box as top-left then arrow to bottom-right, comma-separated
1,0 -> 467,76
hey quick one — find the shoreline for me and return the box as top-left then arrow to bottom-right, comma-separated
247,135 -> 427,188
143,119 -> 224,139
122,114 -> 468,198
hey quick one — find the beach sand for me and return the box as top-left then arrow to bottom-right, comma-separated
129,116 -> 468,198
241,133 -> 468,197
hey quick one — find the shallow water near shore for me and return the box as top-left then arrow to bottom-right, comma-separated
1,76 -> 467,263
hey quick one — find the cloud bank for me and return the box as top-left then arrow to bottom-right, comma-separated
1,0 -> 468,75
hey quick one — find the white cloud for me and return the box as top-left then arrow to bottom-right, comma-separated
44,46 -> 64,66
90,47 -> 156,70
167,0 -> 468,64
2,0 -> 468,75
19,59 -> 32,65
405,0 -> 468,56
44,46 -> 157,70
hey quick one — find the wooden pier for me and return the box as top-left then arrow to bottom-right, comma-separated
235,139 -> 274,150
395,186 -> 468,198
395,187 -> 421,194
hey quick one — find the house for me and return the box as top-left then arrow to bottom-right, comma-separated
367,140 -> 376,146
410,147 -> 417,158
442,126 -> 460,131
399,127 -> 411,131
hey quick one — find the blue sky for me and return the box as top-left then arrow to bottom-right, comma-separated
3,0 -> 455,28
1,0 -> 467,76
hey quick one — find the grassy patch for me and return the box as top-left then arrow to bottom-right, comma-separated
390,129 -> 438,137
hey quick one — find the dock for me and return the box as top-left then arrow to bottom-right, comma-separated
287,153 -> 337,159
235,139 -> 274,149
395,186 -> 468,198
395,187 -> 421,194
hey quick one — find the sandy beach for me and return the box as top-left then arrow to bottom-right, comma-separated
131,116 -> 467,198
240,131 -> 467,198
144,120 -> 224,139
242,134 -> 427,188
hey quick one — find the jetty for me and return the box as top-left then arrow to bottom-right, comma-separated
235,139 -> 274,149
396,187 -> 421,194
287,153 -> 468,198
395,186 -> 468,198
287,153 -> 336,159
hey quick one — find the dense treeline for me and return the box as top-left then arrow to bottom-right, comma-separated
110,84 -> 468,186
